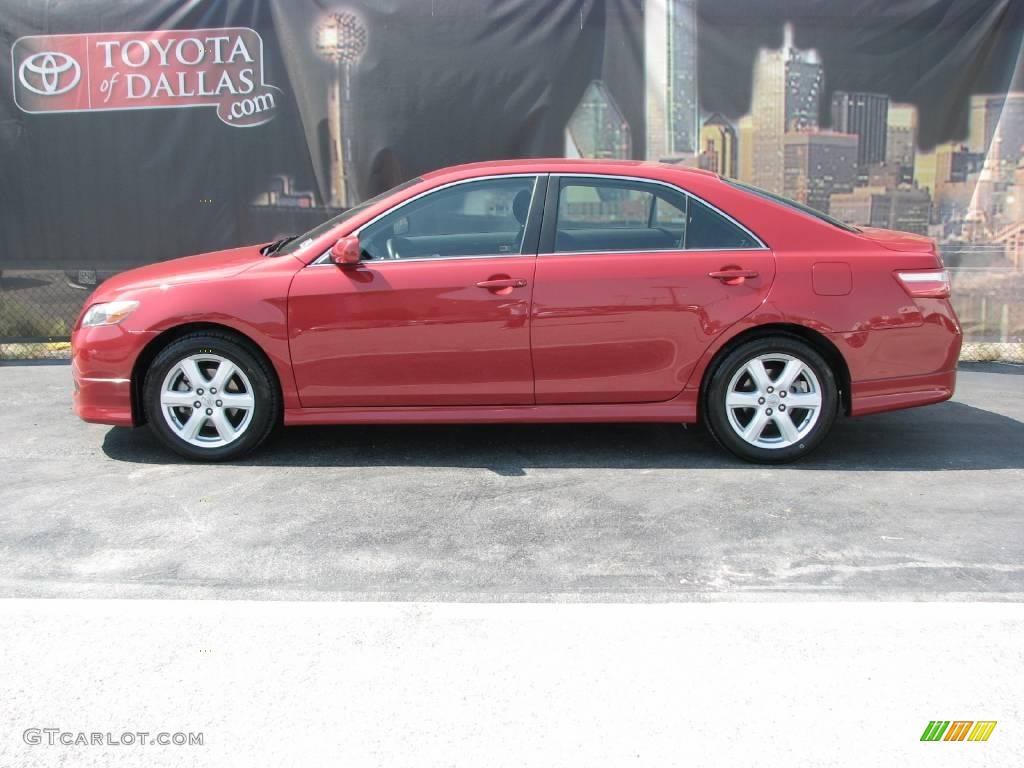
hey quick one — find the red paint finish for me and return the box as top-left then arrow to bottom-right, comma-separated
70,158 -> 962,433
285,398 -> 699,426
531,249 -> 775,403
287,258 -> 536,407
811,262 -> 852,296
72,246 -> 302,426
847,370 -> 956,417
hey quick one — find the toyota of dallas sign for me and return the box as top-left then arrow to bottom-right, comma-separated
12,27 -> 282,127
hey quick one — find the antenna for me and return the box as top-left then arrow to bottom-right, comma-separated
783,22 -> 794,51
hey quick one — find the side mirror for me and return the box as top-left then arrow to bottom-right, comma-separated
330,235 -> 361,266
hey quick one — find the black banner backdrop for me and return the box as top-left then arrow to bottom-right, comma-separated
0,0 -> 1022,274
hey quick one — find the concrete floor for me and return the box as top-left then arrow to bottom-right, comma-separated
1,362 -> 1022,600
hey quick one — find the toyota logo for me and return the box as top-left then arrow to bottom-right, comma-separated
18,51 -> 81,96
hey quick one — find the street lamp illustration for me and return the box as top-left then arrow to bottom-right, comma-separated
316,12 -> 367,208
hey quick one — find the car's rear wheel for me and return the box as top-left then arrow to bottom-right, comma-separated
143,332 -> 279,461
702,337 -> 838,463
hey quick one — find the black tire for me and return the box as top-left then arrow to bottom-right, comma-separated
143,331 -> 280,461
702,336 -> 838,464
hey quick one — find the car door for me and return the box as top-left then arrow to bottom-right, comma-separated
531,174 -> 776,404
288,174 -> 544,407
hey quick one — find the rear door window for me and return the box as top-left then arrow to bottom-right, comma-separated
554,178 -> 688,253
551,176 -> 762,253
684,197 -> 760,250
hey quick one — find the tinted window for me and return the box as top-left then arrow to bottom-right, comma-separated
684,198 -> 759,250
654,195 -> 687,226
277,177 -> 422,256
360,176 -> 537,260
726,178 -> 858,232
554,178 -> 688,253
558,182 -> 655,228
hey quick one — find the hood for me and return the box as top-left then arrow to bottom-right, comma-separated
92,243 -> 268,298
856,226 -> 936,253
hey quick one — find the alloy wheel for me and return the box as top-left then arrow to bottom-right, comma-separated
159,354 -> 255,448
724,353 -> 823,449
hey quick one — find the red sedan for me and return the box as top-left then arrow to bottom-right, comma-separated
71,159 -> 961,462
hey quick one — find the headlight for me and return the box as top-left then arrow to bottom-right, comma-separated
81,300 -> 139,327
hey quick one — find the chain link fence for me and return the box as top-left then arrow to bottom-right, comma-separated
0,270 -> 81,360
949,267 -> 1024,363
2,265 -> 1023,363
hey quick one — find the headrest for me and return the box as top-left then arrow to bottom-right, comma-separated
512,189 -> 531,225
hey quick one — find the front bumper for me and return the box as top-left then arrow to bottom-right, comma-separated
72,364 -> 134,426
71,325 -> 155,427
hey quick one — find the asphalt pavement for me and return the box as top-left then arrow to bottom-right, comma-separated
1,361 -> 1022,600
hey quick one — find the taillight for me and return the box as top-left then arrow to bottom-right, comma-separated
894,269 -> 950,299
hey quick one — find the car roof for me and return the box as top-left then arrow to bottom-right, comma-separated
421,158 -> 720,181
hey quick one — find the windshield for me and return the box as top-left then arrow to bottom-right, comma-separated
274,177 -> 424,256
725,178 -> 860,233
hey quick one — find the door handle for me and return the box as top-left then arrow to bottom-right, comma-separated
708,269 -> 759,280
476,278 -> 527,289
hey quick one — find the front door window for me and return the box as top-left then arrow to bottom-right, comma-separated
359,176 -> 539,261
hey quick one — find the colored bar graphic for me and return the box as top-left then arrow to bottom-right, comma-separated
921,720 -> 997,742
944,721 -> 973,741
921,721 -> 949,741
967,721 -> 997,741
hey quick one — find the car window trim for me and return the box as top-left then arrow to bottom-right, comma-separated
647,193 -> 658,228
538,173 -> 769,255
309,173 -> 546,266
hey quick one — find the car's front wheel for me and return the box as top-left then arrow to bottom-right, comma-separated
143,332 -> 280,461
703,337 -> 838,463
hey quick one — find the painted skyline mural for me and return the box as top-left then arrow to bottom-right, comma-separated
565,7 -> 1024,270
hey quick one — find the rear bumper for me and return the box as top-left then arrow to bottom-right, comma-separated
832,298 -> 961,417
849,368 -> 956,417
